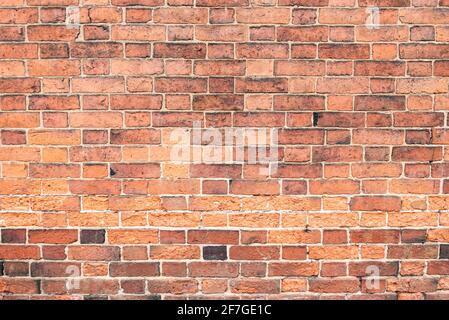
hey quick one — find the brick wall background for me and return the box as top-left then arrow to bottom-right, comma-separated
1,0 -> 449,300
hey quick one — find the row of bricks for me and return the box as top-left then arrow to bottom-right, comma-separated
2,210 -> 449,227
4,7 -> 449,26
0,228 -> 449,244
1,0 -> 446,8
2,131 -> 449,148
4,123 -> 449,139
0,194 -> 447,210
4,178 -> 449,195
0,229 -> 448,250
2,113 -> 449,127
2,162 -> 446,176
4,43 -> 449,61
6,161 -> 449,175
2,77 -> 449,94
2,277 -> 449,297
3,60 -> 449,77
3,24 -> 449,43
1,244 -> 449,260
1,260 -> 449,278
3,155 -> 449,172
1,95 -> 448,111
0,145 -> 448,162
0,146 -> 447,162
8,208 -> 449,225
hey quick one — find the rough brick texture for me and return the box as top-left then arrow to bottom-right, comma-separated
1,0 -> 449,300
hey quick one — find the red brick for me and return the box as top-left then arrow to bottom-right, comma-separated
188,230 -> 239,245
110,129 -> 160,144
193,95 -> 244,111
350,230 -> 400,243
154,43 -> 206,59
309,279 -> 360,293
355,96 -> 406,111
68,246 -> 120,261
110,263 -> 159,277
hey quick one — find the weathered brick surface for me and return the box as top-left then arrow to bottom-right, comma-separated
0,0 -> 449,300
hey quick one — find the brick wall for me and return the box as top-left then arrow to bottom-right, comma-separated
1,0 -> 449,300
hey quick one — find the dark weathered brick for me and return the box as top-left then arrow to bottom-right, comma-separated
1,229 -> 26,244
203,246 -> 228,260
80,230 -> 106,244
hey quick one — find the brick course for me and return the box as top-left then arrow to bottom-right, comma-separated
0,0 -> 449,300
